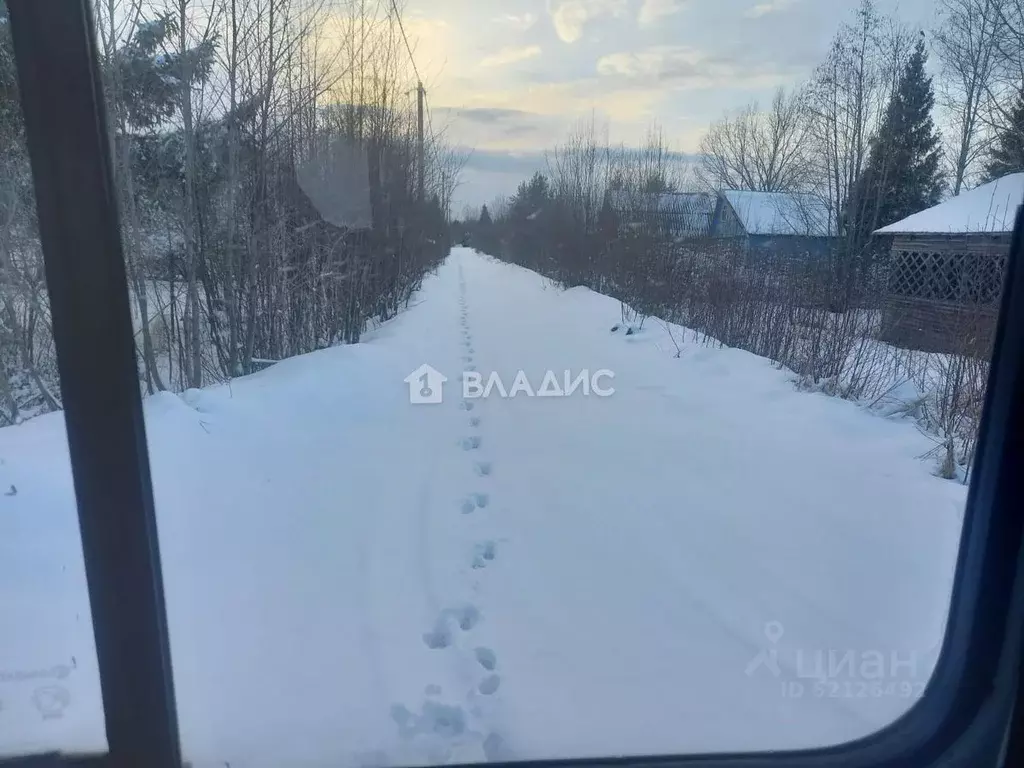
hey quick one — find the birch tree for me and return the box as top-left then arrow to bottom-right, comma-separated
934,0 -> 1004,194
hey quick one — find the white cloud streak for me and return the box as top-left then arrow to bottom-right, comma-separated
638,0 -> 686,27
549,0 -> 628,43
480,45 -> 543,68
597,45 -> 797,90
743,0 -> 799,19
493,13 -> 538,31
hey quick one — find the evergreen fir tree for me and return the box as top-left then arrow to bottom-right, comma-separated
509,172 -> 550,220
985,91 -> 1024,181
857,36 -> 944,230
478,204 -> 492,225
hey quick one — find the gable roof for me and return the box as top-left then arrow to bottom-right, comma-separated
608,191 -> 717,236
874,173 -> 1024,235
608,190 -> 716,215
720,190 -> 831,237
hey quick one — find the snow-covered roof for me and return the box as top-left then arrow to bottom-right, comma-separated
875,173 -> 1024,235
720,190 -> 831,237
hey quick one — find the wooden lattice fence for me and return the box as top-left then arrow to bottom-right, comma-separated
881,235 -> 1010,355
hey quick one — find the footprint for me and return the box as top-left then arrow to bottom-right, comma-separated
460,401 -> 475,412
469,416 -> 481,428
483,732 -> 511,762
472,541 -> 497,569
461,498 -> 477,515
392,701 -> 467,740
474,647 -> 497,671
422,616 -> 453,649
461,436 -> 481,451
474,493 -> 489,508
478,675 -> 501,695
455,604 -> 480,631
474,461 -> 492,477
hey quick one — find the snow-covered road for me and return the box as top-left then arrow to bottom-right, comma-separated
1,248 -> 966,765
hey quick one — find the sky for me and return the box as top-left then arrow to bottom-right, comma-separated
400,0 -> 939,213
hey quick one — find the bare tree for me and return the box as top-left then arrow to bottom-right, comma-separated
697,87 -> 814,193
934,0 -> 1004,194
805,0 -> 913,307
989,0 -> 1024,128
0,0 -> 457,421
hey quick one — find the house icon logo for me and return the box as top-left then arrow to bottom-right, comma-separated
405,364 -> 447,404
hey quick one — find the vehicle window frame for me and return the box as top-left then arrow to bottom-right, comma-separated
3,1 -> 1023,766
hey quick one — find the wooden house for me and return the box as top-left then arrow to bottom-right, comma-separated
710,190 -> 833,260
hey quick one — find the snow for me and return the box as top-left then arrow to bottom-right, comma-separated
721,190 -> 831,237
1,248 -> 965,765
875,173 -> 1024,235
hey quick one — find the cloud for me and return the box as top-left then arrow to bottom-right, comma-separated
462,148 -> 548,174
492,13 -> 538,31
450,108 -> 539,125
596,46 -> 798,90
431,107 -> 563,150
480,45 -> 543,68
638,0 -> 686,27
743,0 -> 799,18
549,0 -> 628,43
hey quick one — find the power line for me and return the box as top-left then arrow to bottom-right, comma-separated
424,89 -> 438,146
387,0 -> 440,202
389,0 -> 422,85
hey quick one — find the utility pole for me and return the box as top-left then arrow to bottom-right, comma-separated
417,80 -> 425,203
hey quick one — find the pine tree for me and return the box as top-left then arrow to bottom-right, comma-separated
985,91 -> 1024,181
478,204 -> 492,225
858,36 -> 945,231
509,172 -> 550,220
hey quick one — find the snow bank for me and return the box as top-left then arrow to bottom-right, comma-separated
1,249 -> 966,766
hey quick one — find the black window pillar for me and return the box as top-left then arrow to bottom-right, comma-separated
7,2 -> 181,766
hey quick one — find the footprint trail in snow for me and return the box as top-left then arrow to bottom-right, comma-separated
395,256 -> 510,762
